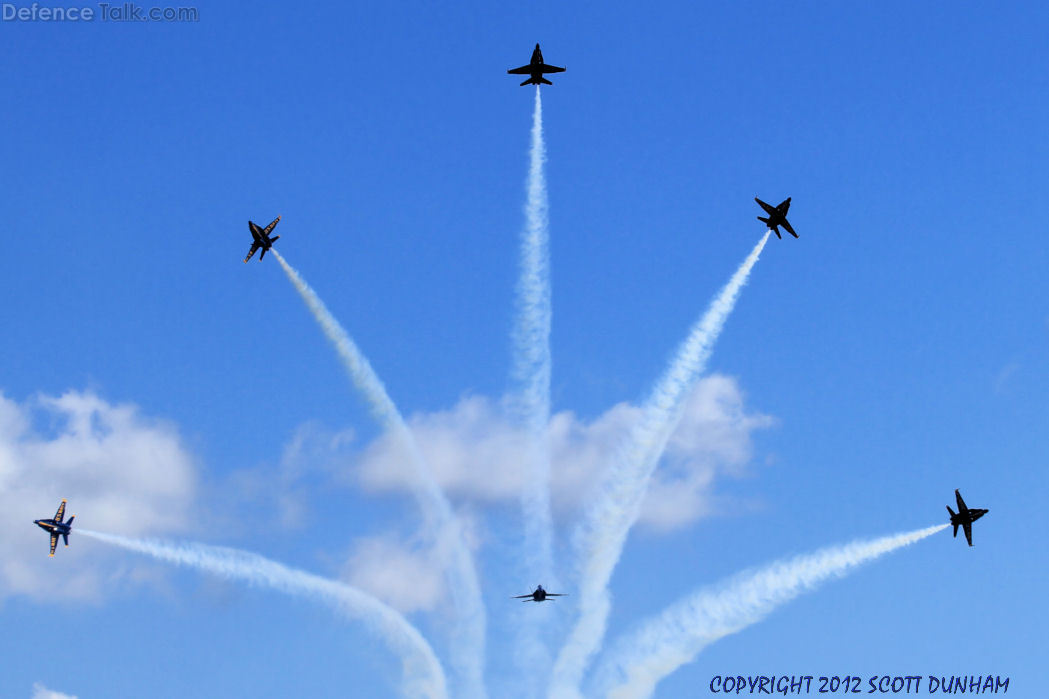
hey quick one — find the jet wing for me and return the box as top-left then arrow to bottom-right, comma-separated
508,65 -> 534,75
963,521 -> 973,546
512,594 -> 534,598
244,242 -> 260,263
955,489 -> 968,513
755,198 -> 777,216
49,533 -> 58,557
545,593 -> 566,596
54,500 -> 66,523
781,219 -> 798,238
777,198 -> 791,214
537,64 -> 565,73
262,215 -> 281,236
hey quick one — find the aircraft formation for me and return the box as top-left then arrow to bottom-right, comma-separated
38,45 -> 988,619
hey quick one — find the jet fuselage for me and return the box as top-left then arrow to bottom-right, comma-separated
950,506 -> 988,527
34,518 -> 71,536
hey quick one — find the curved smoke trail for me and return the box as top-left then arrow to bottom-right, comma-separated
271,250 -> 486,697
79,529 -> 448,699
594,524 -> 949,699
551,233 -> 771,697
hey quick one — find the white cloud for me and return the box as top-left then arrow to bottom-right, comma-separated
0,391 -> 197,602
224,421 -> 356,532
31,682 -> 77,699
343,535 -> 447,614
355,375 -> 772,532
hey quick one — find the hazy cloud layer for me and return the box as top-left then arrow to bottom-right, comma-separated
32,683 -> 77,699
356,375 -> 771,532
0,391 -> 197,602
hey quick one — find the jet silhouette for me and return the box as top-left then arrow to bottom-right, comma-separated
507,44 -> 565,86
244,215 -> 281,262
34,499 -> 74,557
947,489 -> 988,546
513,585 -> 566,602
755,197 -> 797,239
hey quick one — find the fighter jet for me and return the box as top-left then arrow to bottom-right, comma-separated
243,215 -> 282,262
947,489 -> 988,547
513,585 -> 567,602
755,197 -> 797,239
507,44 -> 565,86
34,499 -> 74,557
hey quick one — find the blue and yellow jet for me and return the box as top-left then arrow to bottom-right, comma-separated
34,499 -> 74,557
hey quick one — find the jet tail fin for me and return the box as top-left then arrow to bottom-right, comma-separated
270,236 -> 279,244
260,248 -> 267,260
758,218 -> 782,239
66,516 -> 75,528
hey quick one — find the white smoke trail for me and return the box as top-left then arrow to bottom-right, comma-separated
79,529 -> 447,699
271,250 -> 486,697
514,84 -> 554,588
595,524 -> 949,699
551,233 -> 771,697
511,86 -> 556,691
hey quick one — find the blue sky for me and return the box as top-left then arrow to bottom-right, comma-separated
1,1 -> 1045,697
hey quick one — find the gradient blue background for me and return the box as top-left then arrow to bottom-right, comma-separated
1,1 -> 1044,696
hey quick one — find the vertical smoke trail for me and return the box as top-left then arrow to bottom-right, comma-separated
551,233 -> 771,697
595,524 -> 949,699
514,84 -> 554,590
271,250 -> 486,698
511,86 -> 556,692
79,529 -> 448,699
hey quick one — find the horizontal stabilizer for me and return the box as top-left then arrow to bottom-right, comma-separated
260,248 -> 267,260
270,236 -> 279,243
539,76 -> 552,85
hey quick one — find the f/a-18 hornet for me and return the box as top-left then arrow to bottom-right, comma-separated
34,499 -> 74,557
513,585 -> 567,602
947,489 -> 988,547
755,197 -> 797,239
243,215 -> 282,262
507,44 -> 565,86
